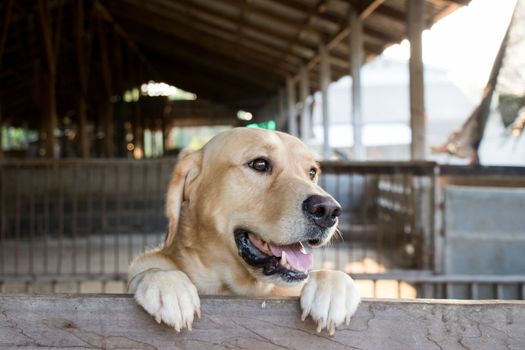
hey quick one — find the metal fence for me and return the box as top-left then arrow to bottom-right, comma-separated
1,159 -> 524,299
0,159 -> 176,293
319,161 -> 436,273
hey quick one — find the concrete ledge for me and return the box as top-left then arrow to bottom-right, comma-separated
1,295 -> 524,349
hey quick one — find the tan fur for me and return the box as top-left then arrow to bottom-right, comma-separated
128,128 -> 360,334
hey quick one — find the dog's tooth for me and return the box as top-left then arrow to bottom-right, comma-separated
281,251 -> 287,266
299,242 -> 307,253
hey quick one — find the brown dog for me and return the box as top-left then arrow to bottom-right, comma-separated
128,127 -> 360,335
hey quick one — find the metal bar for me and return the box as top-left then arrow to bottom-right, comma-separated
57,163 -> 64,274
142,163 -> 148,248
445,283 -> 453,299
157,160 -> 164,238
319,161 -> 438,176
432,165 -> 442,274
0,162 -> 5,274
29,171 -> 36,275
14,164 -> 21,274
440,164 -> 525,177
72,163 -> 78,274
43,164 -> 50,274
496,283 -> 505,299
335,173 -> 342,270
87,163 -> 93,274
128,162 -> 134,262
471,283 -> 479,299
376,174 -> 384,269
100,165 -> 106,274
349,173 -> 355,265
115,163 -> 121,274
349,273 -> 525,284
362,174 -> 369,271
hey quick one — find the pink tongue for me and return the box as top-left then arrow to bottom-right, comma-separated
269,243 -> 313,272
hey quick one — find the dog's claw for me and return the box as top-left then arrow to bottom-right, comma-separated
174,324 -> 180,333
316,319 -> 324,333
301,309 -> 309,321
328,320 -> 335,336
196,307 -> 201,319
345,315 -> 351,326
155,315 -> 161,324
186,320 -> 192,331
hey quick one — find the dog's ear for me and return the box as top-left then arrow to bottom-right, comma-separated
164,149 -> 202,247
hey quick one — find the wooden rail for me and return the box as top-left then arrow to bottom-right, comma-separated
1,295 -> 524,349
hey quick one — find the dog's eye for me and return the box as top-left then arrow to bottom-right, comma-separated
248,158 -> 271,173
309,168 -> 317,180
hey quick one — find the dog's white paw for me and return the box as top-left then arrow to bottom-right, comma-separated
134,270 -> 201,332
300,270 -> 360,335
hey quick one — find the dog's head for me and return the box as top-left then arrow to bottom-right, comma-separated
165,127 -> 341,285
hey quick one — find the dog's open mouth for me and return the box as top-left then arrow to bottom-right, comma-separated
234,229 -> 313,282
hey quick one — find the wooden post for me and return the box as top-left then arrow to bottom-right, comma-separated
299,65 -> 310,143
75,0 -> 90,158
319,41 -> 331,160
408,0 -> 426,160
132,102 -> 143,159
162,98 -> 172,155
349,8 -> 365,160
98,18 -> 115,157
38,0 -> 59,158
286,77 -> 297,137
277,88 -> 286,131
76,95 -> 89,157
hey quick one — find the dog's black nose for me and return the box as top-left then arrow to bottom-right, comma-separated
303,195 -> 341,228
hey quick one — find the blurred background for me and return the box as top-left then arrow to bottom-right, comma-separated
0,0 -> 524,300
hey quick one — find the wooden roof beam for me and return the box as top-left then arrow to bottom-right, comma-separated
222,0 -> 329,36
372,3 -> 405,22
120,31 -> 294,85
168,0 -> 354,70
155,0 -> 322,58
129,34 -> 282,90
234,0 -> 249,59
123,0 -> 306,66
268,0 -> 341,24
93,1 -> 158,78
275,0 -> 330,72
112,4 -> 298,76
150,55 -> 274,98
304,0 -> 385,74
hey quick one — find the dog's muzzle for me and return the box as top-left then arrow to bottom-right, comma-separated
234,229 -> 313,283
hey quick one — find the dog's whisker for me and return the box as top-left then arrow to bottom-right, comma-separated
335,228 -> 344,242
